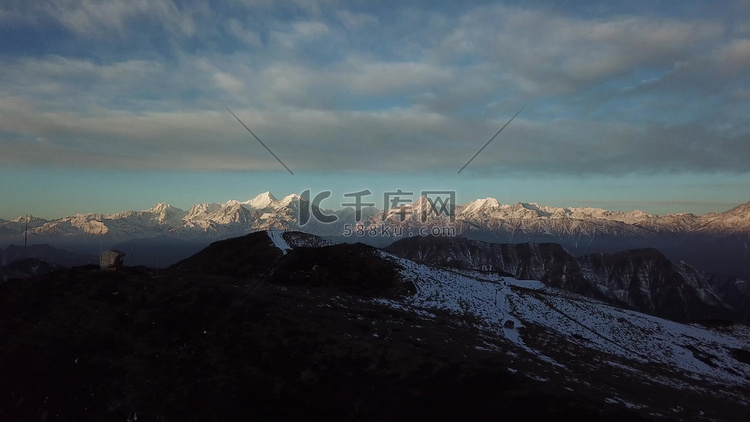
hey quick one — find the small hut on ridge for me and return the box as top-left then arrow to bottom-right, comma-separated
99,250 -> 126,271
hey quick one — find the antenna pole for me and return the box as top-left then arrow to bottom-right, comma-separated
24,214 -> 28,256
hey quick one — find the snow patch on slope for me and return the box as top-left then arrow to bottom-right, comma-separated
268,230 -> 291,255
377,253 -> 563,366
376,251 -> 750,388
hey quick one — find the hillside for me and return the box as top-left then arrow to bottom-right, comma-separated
0,266 -> 653,422
1,231 -> 748,421
385,236 -> 744,323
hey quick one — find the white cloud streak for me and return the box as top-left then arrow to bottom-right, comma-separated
43,0 -> 196,37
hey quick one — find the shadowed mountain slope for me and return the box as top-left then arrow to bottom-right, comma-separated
386,236 -> 741,323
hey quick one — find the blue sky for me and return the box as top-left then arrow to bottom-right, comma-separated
1,0 -> 749,219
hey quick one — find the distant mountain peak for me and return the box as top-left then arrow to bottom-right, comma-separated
144,202 -> 187,225
10,215 -> 39,223
411,195 -> 432,212
277,193 -> 300,207
147,202 -> 178,214
382,194 -> 440,218
721,201 -> 750,217
461,197 -> 500,214
626,209 -> 649,217
244,191 -> 278,209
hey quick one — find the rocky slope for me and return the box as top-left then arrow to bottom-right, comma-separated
385,236 -> 742,323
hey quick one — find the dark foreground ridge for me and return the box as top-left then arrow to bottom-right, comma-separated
0,265 -> 651,421
2,231 -> 748,421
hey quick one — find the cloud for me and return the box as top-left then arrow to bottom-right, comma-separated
719,38 -> 750,71
2,94 -> 748,177
213,71 -> 246,93
0,56 -> 169,110
272,20 -> 330,49
341,59 -> 454,95
227,18 -> 263,47
628,36 -> 750,97
42,0 -> 196,37
337,10 -> 377,28
1,1 -> 749,179
436,6 -> 725,95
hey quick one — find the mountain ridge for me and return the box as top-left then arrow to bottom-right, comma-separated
6,192 -> 747,226
3,193 -> 748,279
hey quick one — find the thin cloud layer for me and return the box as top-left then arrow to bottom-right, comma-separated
0,0 -> 748,176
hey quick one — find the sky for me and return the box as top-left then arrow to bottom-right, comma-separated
1,0 -> 749,219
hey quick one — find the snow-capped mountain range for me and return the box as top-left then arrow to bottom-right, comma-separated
2,192 -> 749,278
5,191 -> 747,238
